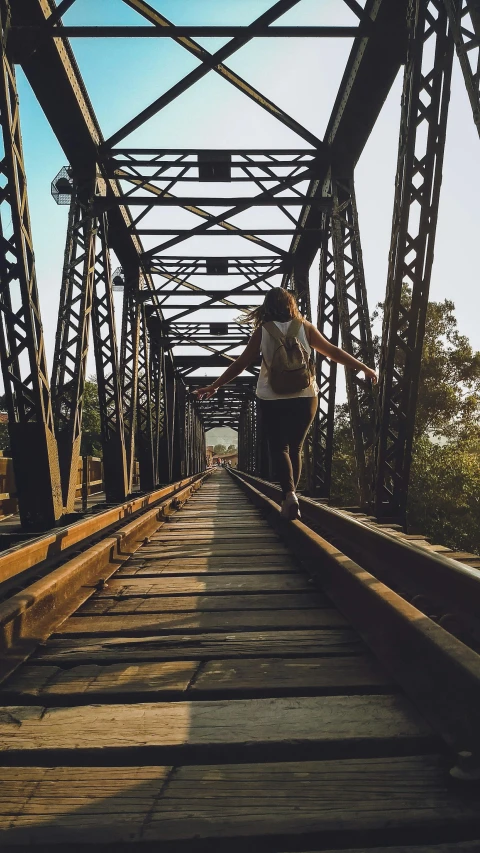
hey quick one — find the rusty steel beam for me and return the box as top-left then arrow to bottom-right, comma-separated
374,0 -> 454,521
136,306 -> 156,491
51,177 -> 96,512
443,0 -> 480,137
91,215 -> 128,502
331,174 -> 376,506
0,16 -> 62,529
15,25 -> 370,38
287,0 -> 409,273
105,0 -> 323,150
119,268 -> 141,493
310,192 -> 339,499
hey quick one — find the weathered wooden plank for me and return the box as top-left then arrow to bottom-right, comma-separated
0,695 -> 432,761
1,757 -> 477,847
117,560 -> 296,576
78,592 -> 330,615
151,532 -> 280,541
0,655 -> 392,702
191,655 -> 392,695
96,574 -> 312,596
54,609 -> 347,637
131,546 -> 288,559
1,661 -> 199,699
32,629 -> 364,663
121,555 -> 296,571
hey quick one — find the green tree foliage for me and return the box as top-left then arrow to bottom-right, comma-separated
227,444 -> 237,453
213,444 -> 227,455
81,378 -> 102,456
331,292 -> 480,553
0,419 -> 9,453
0,378 -> 103,458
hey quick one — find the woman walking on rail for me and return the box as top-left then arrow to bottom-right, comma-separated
195,288 -> 377,520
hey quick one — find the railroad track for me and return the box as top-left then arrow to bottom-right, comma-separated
0,468 -> 479,850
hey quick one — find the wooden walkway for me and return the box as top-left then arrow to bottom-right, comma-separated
0,470 -> 479,850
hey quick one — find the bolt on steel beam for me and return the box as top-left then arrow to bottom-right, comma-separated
374,0 -> 454,521
331,174 -> 376,506
0,29 -> 63,529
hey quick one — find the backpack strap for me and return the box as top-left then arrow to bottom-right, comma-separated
263,321 -> 286,343
286,318 -> 303,339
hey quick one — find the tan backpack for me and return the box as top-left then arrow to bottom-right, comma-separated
263,319 -> 313,395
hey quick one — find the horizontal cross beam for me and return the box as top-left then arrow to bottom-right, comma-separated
16,25 -> 370,38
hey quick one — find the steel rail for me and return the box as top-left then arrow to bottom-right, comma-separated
229,468 -> 480,778
0,472 -> 208,588
0,470 -> 212,683
231,470 -> 480,633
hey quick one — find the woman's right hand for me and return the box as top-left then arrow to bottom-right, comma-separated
363,366 -> 378,384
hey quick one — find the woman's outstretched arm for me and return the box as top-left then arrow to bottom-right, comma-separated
194,327 -> 262,400
305,321 -> 378,383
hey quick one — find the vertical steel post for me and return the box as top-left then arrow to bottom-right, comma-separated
0,26 -> 63,529
91,213 -> 128,502
149,342 -> 163,486
172,380 -> 186,481
375,0 -> 454,520
51,177 -> 96,512
443,0 -> 480,138
156,348 -> 171,484
120,268 -> 140,493
310,187 -> 339,499
331,175 -> 376,505
136,305 -> 155,491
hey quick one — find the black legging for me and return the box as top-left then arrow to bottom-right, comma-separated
258,396 -> 318,498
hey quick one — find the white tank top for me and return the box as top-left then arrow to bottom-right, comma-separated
256,319 -> 319,400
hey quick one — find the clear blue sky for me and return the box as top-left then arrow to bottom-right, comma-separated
15,0 -> 480,409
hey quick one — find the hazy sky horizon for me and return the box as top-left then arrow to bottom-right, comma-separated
13,0 -> 480,428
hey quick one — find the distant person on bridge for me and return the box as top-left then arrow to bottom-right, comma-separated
195,288 -> 377,520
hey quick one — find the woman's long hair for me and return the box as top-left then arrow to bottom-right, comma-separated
241,287 -> 302,329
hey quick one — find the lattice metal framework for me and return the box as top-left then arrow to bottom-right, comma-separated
331,175 -> 376,505
119,269 -> 140,492
51,177 -> 96,511
310,199 -> 339,499
0,18 -> 62,528
5,0 -> 478,528
444,0 -> 480,137
375,0 -> 454,519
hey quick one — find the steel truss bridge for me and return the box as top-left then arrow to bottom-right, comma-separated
0,0 -> 478,532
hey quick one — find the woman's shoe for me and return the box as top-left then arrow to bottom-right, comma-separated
281,492 -> 300,520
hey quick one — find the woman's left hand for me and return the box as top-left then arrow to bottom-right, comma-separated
194,385 -> 217,400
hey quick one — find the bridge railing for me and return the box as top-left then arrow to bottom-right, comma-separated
0,456 -> 141,517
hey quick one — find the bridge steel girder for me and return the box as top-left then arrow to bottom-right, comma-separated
286,0 -> 409,275
443,0 -> 480,138
331,174 -> 376,506
136,305 -> 156,492
374,0 -> 454,521
51,177 -> 96,512
119,268 -> 140,493
0,22 -> 63,529
310,193 -> 339,499
238,394 -> 256,475
91,215 -> 128,502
